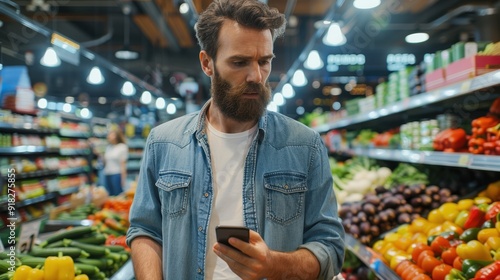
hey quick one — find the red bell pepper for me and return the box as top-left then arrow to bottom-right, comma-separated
485,202 -> 500,223
464,205 -> 486,230
474,261 -> 500,280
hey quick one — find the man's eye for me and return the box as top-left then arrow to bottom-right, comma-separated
259,60 -> 271,66
233,61 -> 247,66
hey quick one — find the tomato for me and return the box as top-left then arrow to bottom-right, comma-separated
412,243 -> 432,262
417,250 -> 434,267
395,259 -> 412,276
432,263 -> 453,280
401,264 -> 423,280
405,268 -> 427,280
441,247 -> 458,266
413,273 -> 432,280
421,255 -> 443,274
431,236 -> 451,256
452,256 -> 463,271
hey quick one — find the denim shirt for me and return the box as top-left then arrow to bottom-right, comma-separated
126,100 -> 345,280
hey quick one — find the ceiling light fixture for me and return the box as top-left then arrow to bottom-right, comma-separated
282,83 -> 295,99
156,97 -> 166,109
115,12 -> 139,60
353,0 -> 381,9
121,81 -> 136,96
405,32 -> 429,43
291,69 -> 307,87
179,3 -> 190,14
140,90 -> 152,104
304,50 -> 324,70
166,103 -> 177,115
86,66 -> 105,85
40,47 -> 61,67
322,22 -> 346,46
273,93 -> 285,106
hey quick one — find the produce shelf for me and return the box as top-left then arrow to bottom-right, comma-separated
58,186 -> 81,196
58,166 -> 90,176
60,148 -> 91,156
0,146 -> 59,155
314,69 -> 500,133
59,129 -> 91,138
0,192 -> 57,211
347,147 -> 500,171
16,170 -> 59,180
0,122 -> 59,134
344,234 -> 400,280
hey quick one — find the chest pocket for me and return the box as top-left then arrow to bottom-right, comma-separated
156,171 -> 191,217
264,172 -> 307,225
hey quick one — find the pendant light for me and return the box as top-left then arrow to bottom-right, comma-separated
121,81 -> 136,96
323,22 -> 346,46
291,69 -> 307,87
304,50 -> 324,70
353,0 -> 381,9
86,66 -> 105,85
40,47 -> 61,67
115,11 -> 139,60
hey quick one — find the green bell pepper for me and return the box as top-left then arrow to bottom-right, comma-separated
444,268 -> 466,280
460,228 -> 482,242
482,220 -> 495,229
462,259 -> 494,279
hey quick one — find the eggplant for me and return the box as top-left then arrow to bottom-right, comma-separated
362,203 -> 376,215
397,213 -> 411,224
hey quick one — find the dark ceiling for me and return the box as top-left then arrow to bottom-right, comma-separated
0,0 -> 499,120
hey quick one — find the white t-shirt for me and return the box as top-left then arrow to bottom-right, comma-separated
103,143 -> 128,175
205,121 -> 257,279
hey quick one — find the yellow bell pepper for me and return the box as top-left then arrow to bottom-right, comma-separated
478,228 -> 500,243
28,268 -> 45,280
496,221 -> 500,232
13,265 -> 33,280
485,180 -> 500,201
486,237 -> 500,251
44,253 -> 75,280
456,240 -> 493,261
74,275 -> 90,280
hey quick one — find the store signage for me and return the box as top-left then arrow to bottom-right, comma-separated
51,33 -> 81,66
326,54 -> 365,72
386,53 -> 416,71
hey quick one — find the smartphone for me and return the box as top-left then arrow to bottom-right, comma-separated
215,225 -> 249,250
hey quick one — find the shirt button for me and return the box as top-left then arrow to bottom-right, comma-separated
284,184 -> 289,189
198,226 -> 203,232
197,267 -> 202,274
204,193 -> 209,198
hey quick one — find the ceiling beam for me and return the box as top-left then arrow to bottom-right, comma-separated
136,0 -> 181,52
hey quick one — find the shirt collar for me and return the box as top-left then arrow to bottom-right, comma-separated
191,99 -> 267,142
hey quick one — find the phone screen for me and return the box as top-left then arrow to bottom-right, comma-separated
215,225 -> 249,250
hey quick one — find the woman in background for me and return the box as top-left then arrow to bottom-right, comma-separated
104,129 -> 128,196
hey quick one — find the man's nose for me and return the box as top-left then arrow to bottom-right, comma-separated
246,62 -> 263,84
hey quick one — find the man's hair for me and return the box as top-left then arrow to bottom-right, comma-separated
195,0 -> 286,59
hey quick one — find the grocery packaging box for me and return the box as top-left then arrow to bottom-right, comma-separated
445,55 -> 500,86
425,68 -> 446,91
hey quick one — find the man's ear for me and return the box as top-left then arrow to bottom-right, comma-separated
200,50 -> 214,77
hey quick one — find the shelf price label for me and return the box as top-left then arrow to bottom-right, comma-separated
457,155 -> 470,167
17,219 -> 41,253
460,80 -> 471,93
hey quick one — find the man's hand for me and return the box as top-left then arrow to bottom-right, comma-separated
213,230 -> 320,280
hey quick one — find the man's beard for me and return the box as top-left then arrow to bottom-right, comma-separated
211,69 -> 271,122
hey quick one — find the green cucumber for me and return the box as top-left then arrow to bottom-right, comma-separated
18,257 -> 46,268
0,272 -> 13,280
76,258 -> 113,270
63,239 -> 110,257
30,246 -> 89,259
39,226 -> 96,247
74,263 -> 100,276
45,240 -> 65,248
0,260 -> 10,274
73,233 -> 107,245
104,245 -> 128,252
